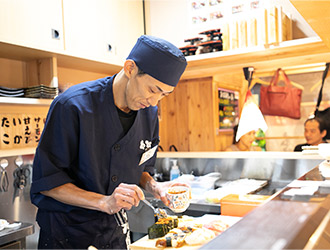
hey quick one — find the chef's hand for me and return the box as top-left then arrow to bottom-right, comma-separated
99,183 -> 145,215
152,181 -> 191,206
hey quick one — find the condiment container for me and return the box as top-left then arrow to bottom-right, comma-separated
220,194 -> 270,217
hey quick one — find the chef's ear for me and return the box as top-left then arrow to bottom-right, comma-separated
123,60 -> 137,78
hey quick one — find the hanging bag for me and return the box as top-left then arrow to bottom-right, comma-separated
259,68 -> 302,119
314,63 -> 330,139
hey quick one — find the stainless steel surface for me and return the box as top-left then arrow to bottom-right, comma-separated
0,155 -> 38,249
129,156 -> 323,234
199,163 -> 330,249
155,156 -> 323,184
0,153 -> 323,246
0,222 -> 34,246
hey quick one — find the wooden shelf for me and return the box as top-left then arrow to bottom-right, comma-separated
182,37 -> 330,79
0,41 -> 122,75
157,151 -> 324,160
0,97 -> 53,106
2,37 -> 329,80
0,147 -> 35,157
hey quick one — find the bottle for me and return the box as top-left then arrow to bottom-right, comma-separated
170,160 -> 180,181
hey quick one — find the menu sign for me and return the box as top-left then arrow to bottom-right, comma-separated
218,88 -> 239,131
1,114 -> 46,149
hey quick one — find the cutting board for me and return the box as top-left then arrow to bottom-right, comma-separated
129,215 -> 241,250
129,235 -> 200,250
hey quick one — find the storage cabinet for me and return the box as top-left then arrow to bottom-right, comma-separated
0,0 -> 144,64
62,0 -> 144,65
0,0 -> 64,52
63,0 -> 116,63
0,0 -> 145,155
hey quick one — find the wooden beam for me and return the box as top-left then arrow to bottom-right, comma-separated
290,0 -> 330,50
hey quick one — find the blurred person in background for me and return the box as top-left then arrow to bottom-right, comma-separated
294,117 -> 327,152
225,90 -> 267,152
225,125 -> 262,151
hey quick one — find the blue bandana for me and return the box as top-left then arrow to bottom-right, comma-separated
127,35 -> 187,87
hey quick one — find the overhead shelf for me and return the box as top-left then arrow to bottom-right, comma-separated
182,37 -> 330,79
0,147 -> 36,157
0,97 -> 53,106
0,41 -> 122,75
157,151 -> 324,160
2,36 -> 329,80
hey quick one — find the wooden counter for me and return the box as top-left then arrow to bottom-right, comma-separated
130,235 -> 199,250
200,164 -> 330,249
129,215 -> 241,250
134,159 -> 330,249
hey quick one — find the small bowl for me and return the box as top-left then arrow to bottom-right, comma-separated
166,186 -> 190,213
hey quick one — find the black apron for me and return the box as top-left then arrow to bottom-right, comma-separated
37,209 -> 130,249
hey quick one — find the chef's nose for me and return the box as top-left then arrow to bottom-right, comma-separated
147,94 -> 162,107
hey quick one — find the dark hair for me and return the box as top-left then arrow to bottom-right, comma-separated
305,117 -> 327,133
137,67 -> 146,76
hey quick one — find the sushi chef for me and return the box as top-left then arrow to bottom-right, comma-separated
30,35 -> 187,249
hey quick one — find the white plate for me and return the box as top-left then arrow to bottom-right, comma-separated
5,222 -> 22,229
0,219 -> 22,231
0,219 -> 9,231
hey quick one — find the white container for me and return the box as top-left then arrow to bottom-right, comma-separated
318,143 -> 330,160
170,160 -> 180,181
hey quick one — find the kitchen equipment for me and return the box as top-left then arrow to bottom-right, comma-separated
220,194 -> 270,217
318,143 -> 330,161
142,199 -> 167,219
0,159 -> 9,192
302,145 -> 319,155
13,156 -> 31,199
318,143 -> 330,178
170,160 -> 180,181
0,155 -> 38,249
13,165 -> 30,190
176,172 -> 221,200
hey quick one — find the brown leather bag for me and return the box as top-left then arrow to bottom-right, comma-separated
259,68 -> 302,119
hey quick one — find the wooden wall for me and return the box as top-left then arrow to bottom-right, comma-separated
0,58 -> 27,88
159,73 -> 246,152
159,77 -> 214,151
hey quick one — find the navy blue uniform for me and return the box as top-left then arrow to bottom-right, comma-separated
31,76 -> 159,249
